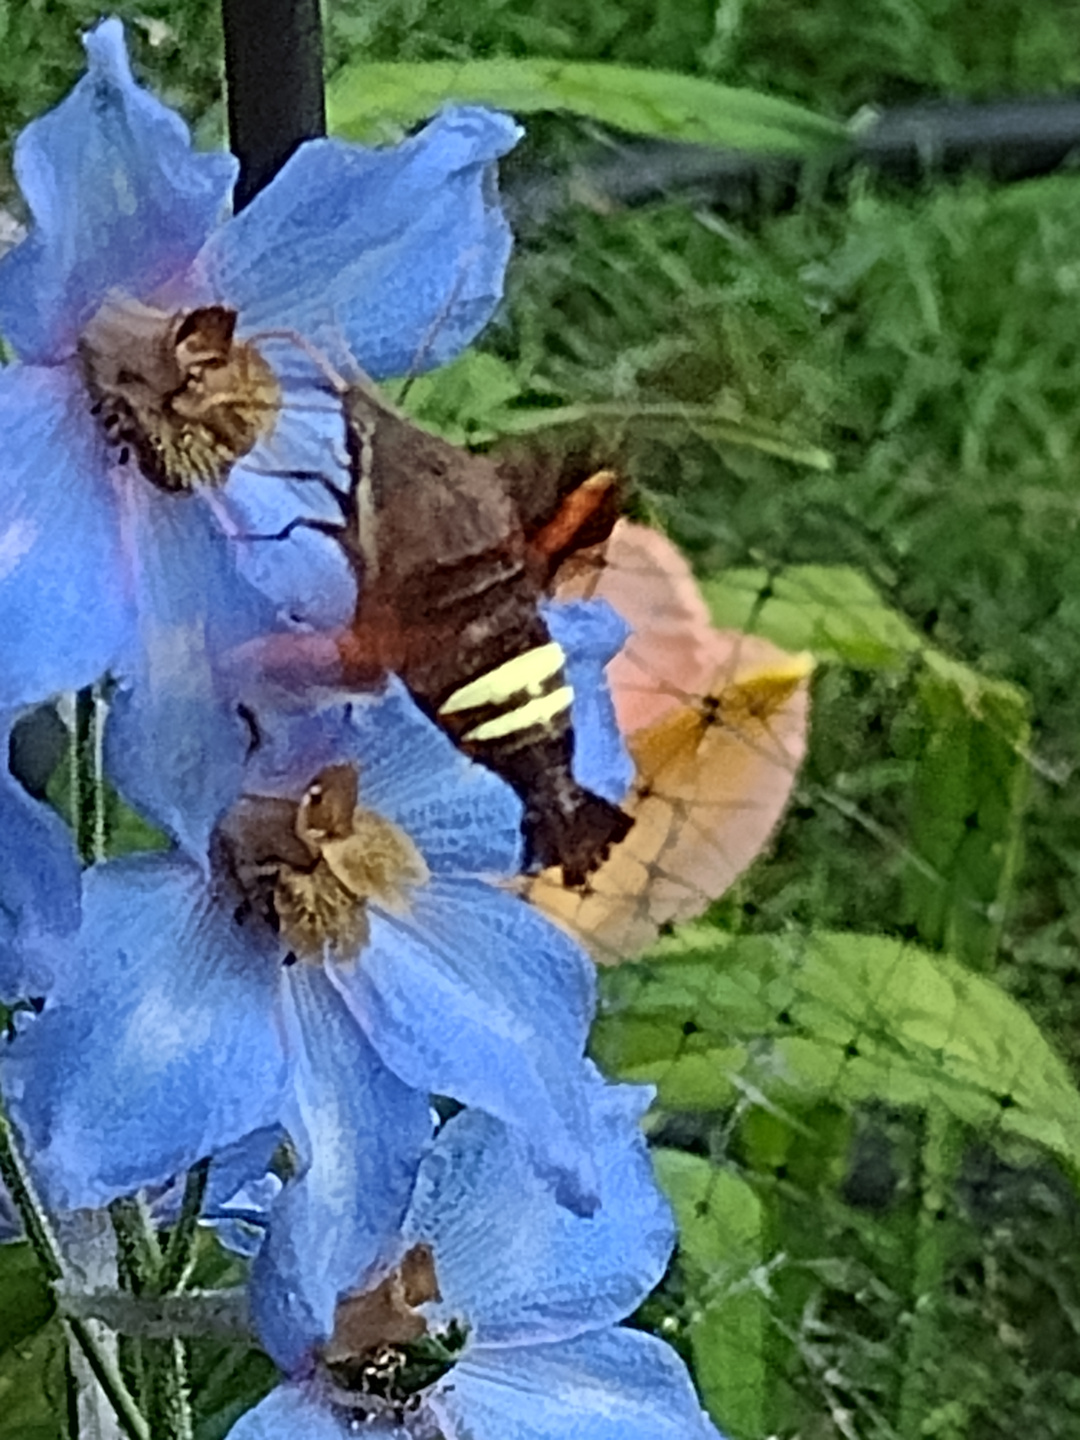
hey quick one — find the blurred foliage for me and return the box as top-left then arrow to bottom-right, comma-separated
6,0 -> 1080,1436
0,1243 -> 66,1440
328,56 -> 847,148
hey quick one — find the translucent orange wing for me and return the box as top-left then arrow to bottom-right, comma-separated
528,522 -> 813,961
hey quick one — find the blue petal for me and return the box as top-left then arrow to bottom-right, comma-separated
149,1123 -> 286,1254
0,1179 -> 20,1242
204,1175 -> 282,1260
404,1080 -> 672,1346
0,856 -> 289,1210
225,1384 -> 403,1440
0,719 -> 81,1002
250,965 -> 432,1374
542,599 -> 634,804
435,1329 -> 724,1440
331,876 -> 598,1212
202,1124 -> 287,1219
248,682 -> 524,878
199,108 -> 521,379
224,400 -> 356,631
342,687 -> 524,876
104,483 -> 274,855
0,365 -> 134,707
0,19 -> 236,364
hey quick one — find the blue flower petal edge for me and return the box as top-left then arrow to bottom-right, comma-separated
200,107 -> 521,380
0,18 -> 236,363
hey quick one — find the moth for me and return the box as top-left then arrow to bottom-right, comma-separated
264,353 -> 632,884
523,521 -> 813,961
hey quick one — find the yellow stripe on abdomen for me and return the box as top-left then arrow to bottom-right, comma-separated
438,641 -> 567,716
461,685 -> 575,743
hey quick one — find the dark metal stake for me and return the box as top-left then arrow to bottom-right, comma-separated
221,0 -> 327,211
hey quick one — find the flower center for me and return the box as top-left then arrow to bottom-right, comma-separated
78,294 -> 280,491
212,762 -> 430,962
322,1243 -> 466,1427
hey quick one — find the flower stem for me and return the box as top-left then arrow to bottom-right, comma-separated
64,1314 -> 151,1440
110,1195 -> 162,1295
159,1158 -> 211,1294
0,1101 -> 149,1440
110,1188 -> 202,1439
896,1104 -> 958,1436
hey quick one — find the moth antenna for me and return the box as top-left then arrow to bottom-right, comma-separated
394,252 -> 476,405
240,326 -> 355,394
349,411 -> 380,582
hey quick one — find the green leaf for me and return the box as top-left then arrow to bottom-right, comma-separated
700,565 -> 924,669
700,564 -> 1032,971
903,652 -> 1031,970
45,753 -> 169,860
402,351 -> 526,446
328,59 -> 847,153
189,1340 -> 277,1440
594,930 -> 1080,1179
653,1151 -> 767,1440
0,1242 -> 65,1440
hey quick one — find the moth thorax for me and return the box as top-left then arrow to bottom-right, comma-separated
78,293 -> 280,492
213,762 -> 429,963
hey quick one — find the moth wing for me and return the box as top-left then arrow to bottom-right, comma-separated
554,519 -> 726,732
530,524 -> 813,961
356,397 -> 519,586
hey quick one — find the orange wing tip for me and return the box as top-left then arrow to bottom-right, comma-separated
529,469 -> 620,562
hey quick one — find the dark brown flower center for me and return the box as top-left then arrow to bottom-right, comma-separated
79,294 -> 280,491
321,1244 -> 465,1428
212,762 -> 429,961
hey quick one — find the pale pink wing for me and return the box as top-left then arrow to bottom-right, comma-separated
533,523 -> 813,961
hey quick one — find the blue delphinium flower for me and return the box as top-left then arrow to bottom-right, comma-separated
542,598 -> 634,805
225,1073 -> 724,1440
0,713 -> 81,1004
0,682 -> 600,1216
0,19 -> 519,838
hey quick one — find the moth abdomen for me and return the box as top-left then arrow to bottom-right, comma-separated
491,729 -> 634,883
438,640 -> 573,746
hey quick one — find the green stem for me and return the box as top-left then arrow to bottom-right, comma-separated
0,1102 -> 149,1440
896,1104 -> 958,1437
64,1317 -> 152,1440
109,1196 -> 162,1296
159,1159 -> 211,1294
91,682 -> 110,862
0,1098 -> 64,1283
110,1192 -> 197,1438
